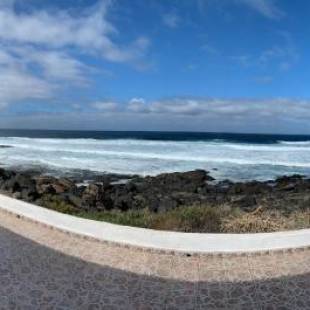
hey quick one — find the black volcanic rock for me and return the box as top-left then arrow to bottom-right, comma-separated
1,173 -> 39,201
228,181 -> 271,195
35,176 -> 76,194
0,166 -> 310,216
0,168 -> 15,183
0,145 -> 13,148
134,170 -> 212,194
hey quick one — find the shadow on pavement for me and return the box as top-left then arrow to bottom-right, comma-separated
0,226 -> 309,309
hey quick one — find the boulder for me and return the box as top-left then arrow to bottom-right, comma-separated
134,169 -> 212,195
228,181 -> 271,195
81,183 -> 108,210
35,176 -> 76,194
110,185 -> 135,211
1,173 -> 39,201
57,178 -> 76,192
275,175 -> 304,188
35,176 -> 57,194
0,168 -> 15,182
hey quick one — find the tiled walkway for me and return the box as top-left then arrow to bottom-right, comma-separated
0,211 -> 310,309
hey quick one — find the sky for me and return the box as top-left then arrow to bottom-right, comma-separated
0,0 -> 310,133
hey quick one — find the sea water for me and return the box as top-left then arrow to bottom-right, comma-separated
1,129 -> 310,181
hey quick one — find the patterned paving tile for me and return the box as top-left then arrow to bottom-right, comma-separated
0,210 -> 310,309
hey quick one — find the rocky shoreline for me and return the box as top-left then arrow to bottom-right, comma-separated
0,167 -> 309,232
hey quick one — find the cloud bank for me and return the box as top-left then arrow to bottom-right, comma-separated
1,96 -> 310,133
90,97 -> 310,122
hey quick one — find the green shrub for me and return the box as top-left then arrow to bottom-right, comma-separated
75,209 -> 154,228
39,195 -> 77,215
36,196 -> 310,233
150,205 -> 223,232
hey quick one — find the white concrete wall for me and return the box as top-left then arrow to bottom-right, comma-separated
1,194 -> 309,254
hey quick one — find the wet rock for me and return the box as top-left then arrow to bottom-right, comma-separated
0,168 -> 15,183
281,183 -> 296,191
1,166 -> 310,218
0,145 -> 13,148
276,174 -> 304,184
228,181 -> 271,195
1,173 -> 39,201
94,173 -> 135,184
134,169 -> 212,195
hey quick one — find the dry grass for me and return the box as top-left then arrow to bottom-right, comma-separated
149,205 -> 223,232
36,195 -> 310,233
221,209 -> 310,233
221,211 -> 285,233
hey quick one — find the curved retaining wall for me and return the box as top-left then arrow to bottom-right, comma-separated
1,194 -> 309,254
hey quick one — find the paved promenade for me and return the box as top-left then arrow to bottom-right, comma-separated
0,210 -> 310,309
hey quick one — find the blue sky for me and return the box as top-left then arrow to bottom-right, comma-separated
0,0 -> 310,133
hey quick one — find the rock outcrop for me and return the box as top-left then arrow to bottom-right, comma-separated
0,167 -> 310,215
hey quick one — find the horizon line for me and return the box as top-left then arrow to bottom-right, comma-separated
1,128 -> 310,137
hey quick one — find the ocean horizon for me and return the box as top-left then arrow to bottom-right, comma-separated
1,129 -> 310,181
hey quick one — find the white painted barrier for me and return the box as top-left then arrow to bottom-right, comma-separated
0,194 -> 309,254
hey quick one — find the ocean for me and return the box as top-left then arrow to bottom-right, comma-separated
1,129 -> 310,181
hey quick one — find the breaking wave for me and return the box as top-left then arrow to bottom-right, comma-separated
1,136 -> 310,180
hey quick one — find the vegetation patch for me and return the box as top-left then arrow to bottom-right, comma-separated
37,198 -> 310,233
1,167 -> 310,233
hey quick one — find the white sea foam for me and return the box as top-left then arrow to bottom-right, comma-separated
278,140 -> 310,146
1,136 -> 310,180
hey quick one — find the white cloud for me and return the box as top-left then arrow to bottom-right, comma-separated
127,98 -> 147,112
7,97 -> 310,133
5,46 -> 90,84
0,67 -> 54,106
236,0 -> 284,19
0,1 -> 149,63
162,13 -> 181,28
92,101 -> 119,112
91,97 -> 310,123
0,45 -> 88,106
0,49 -> 14,65
150,99 -> 202,115
0,1 -> 150,108
37,52 -> 88,83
